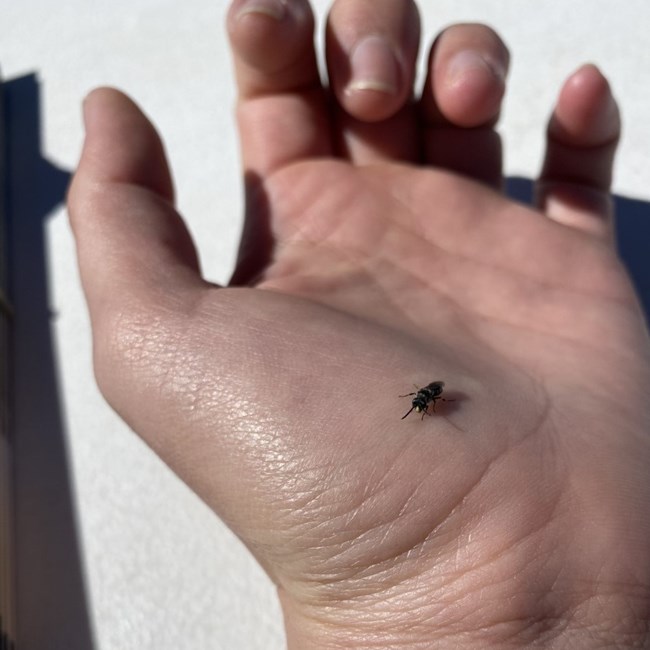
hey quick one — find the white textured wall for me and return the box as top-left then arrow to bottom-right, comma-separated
3,1 -> 649,648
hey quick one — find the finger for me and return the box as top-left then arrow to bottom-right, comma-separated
326,0 -> 420,123
420,24 -> 509,187
227,0 -> 332,176
325,0 -> 421,163
68,88 -> 204,336
228,0 -> 333,285
537,64 -> 620,239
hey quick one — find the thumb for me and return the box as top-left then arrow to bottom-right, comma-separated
67,87 -> 207,415
68,87 -> 203,320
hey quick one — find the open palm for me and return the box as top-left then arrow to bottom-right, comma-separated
69,1 -> 650,647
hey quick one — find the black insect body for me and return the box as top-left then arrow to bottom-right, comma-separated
400,381 -> 453,420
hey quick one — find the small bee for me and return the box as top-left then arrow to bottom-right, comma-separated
400,381 -> 453,420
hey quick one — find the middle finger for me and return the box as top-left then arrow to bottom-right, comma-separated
326,0 -> 421,164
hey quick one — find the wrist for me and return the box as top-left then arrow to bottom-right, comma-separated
280,586 -> 650,649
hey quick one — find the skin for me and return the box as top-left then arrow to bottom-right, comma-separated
68,0 -> 650,647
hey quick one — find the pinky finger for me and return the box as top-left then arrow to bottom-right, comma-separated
537,64 -> 620,240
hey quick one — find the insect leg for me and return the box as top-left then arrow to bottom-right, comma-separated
421,405 -> 435,419
399,392 -> 417,398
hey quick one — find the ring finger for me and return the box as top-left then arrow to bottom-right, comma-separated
420,24 -> 510,187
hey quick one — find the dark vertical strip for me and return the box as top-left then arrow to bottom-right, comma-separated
7,74 -> 95,649
0,67 -> 16,650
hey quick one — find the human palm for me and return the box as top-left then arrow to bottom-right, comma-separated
69,0 -> 650,647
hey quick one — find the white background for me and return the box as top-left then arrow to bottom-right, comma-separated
3,1 -> 650,648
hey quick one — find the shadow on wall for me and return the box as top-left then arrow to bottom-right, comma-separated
4,74 -> 95,650
507,177 -> 650,322
614,194 -> 650,321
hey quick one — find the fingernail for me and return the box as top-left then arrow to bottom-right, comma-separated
235,0 -> 286,21
447,50 -> 506,87
347,35 -> 399,95
577,65 -> 620,140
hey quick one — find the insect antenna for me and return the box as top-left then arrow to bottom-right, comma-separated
401,406 -> 416,420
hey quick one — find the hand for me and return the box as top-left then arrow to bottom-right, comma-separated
68,0 -> 650,647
